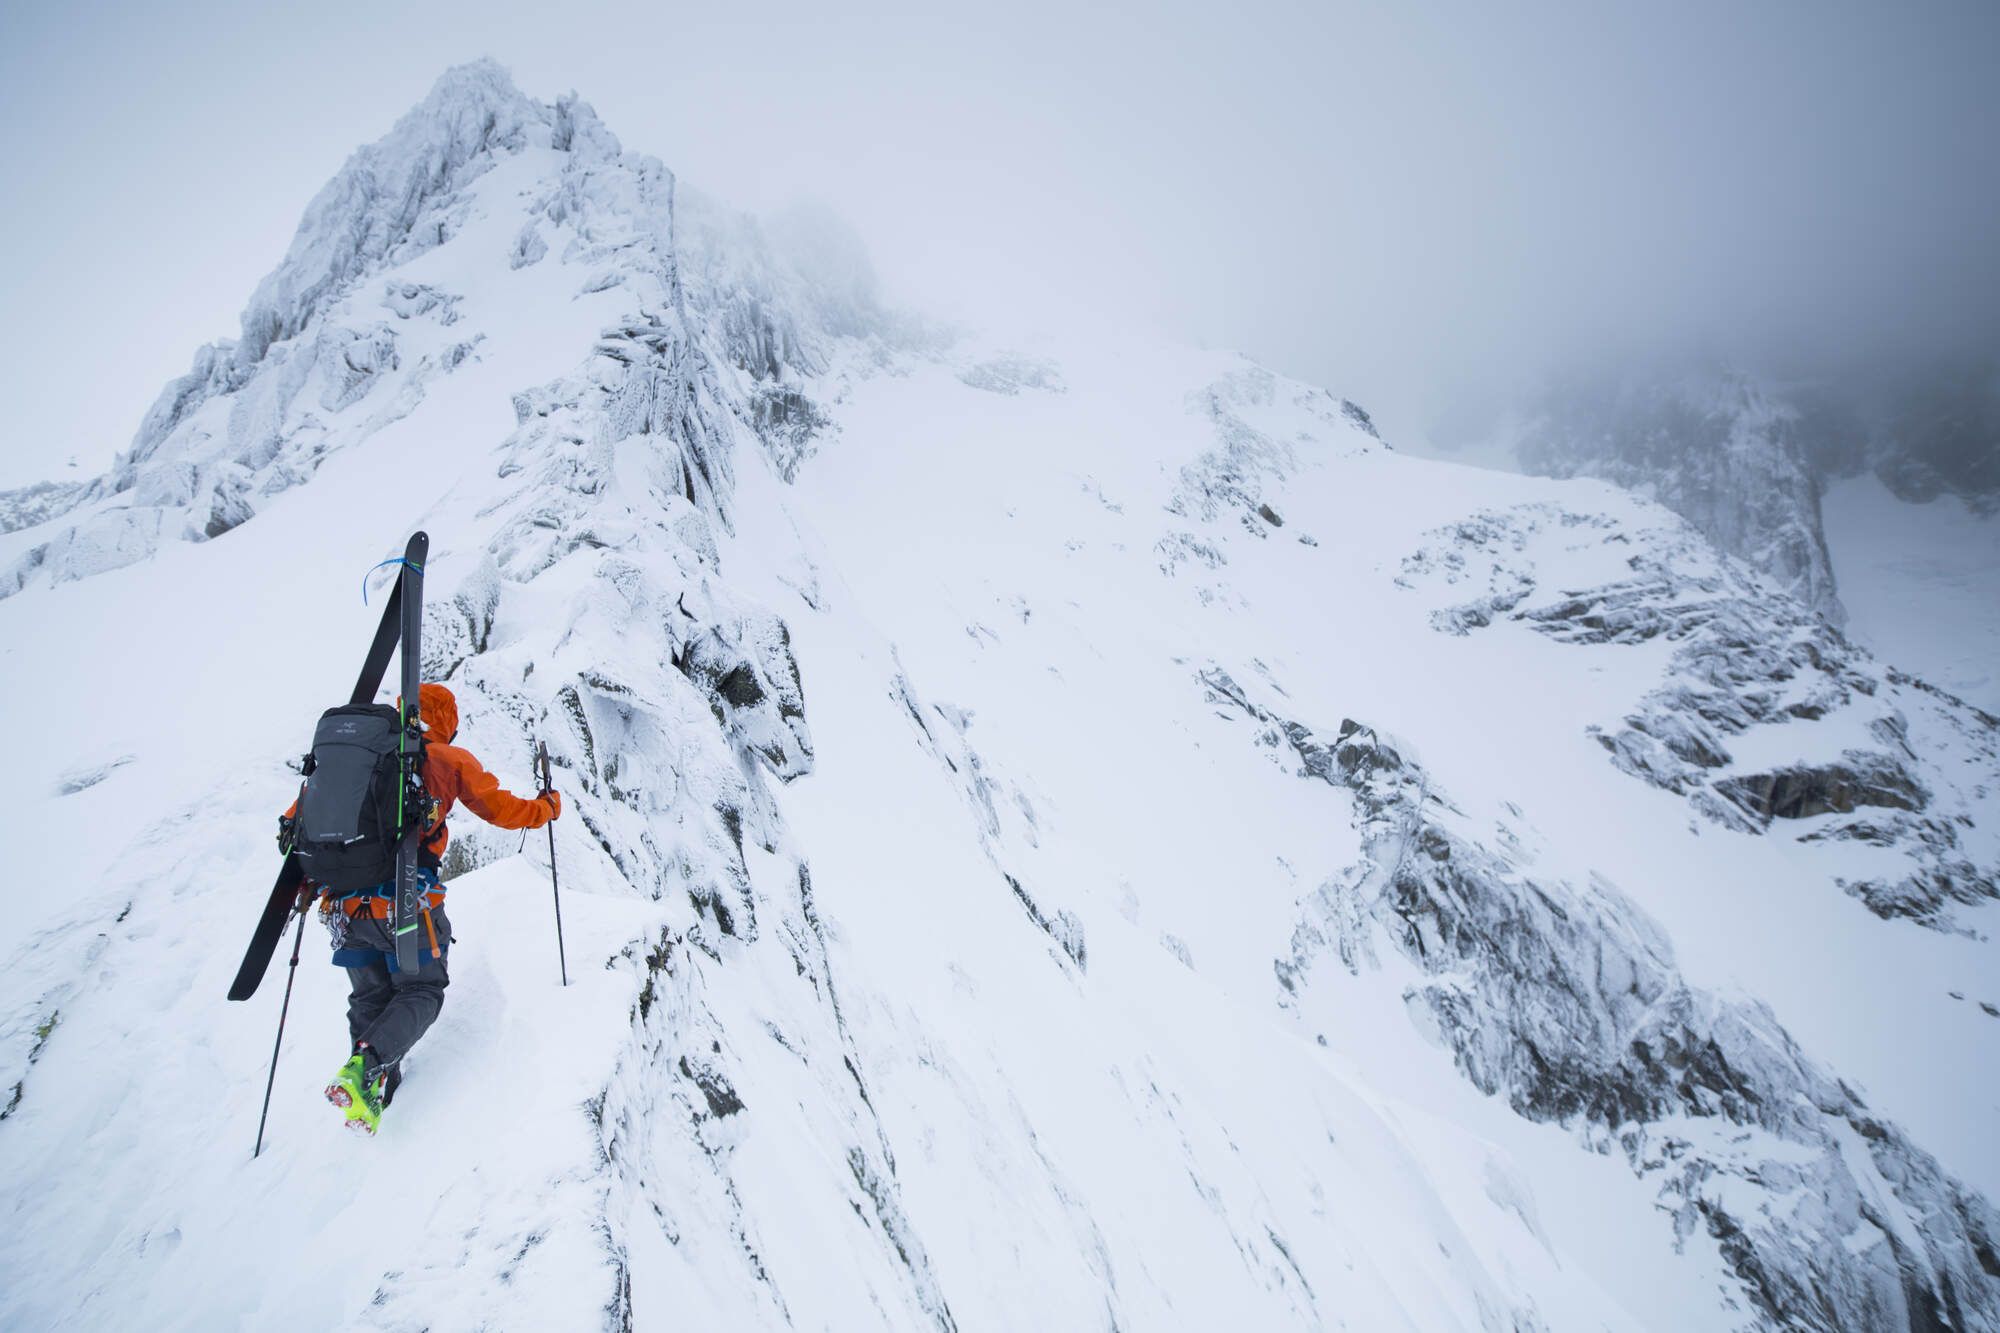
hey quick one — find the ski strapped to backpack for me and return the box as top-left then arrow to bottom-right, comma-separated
390,540 -> 427,975
228,531 -> 429,1002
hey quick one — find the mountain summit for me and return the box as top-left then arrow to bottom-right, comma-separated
1,64 -> 1995,1331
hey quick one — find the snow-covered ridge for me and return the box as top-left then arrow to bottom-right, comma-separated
0,59 -> 881,599
0,60 -> 1995,1332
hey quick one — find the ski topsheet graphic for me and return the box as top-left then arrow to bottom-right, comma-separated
228,531 -> 428,1001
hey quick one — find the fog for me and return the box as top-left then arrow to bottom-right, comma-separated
2,0 -> 1994,482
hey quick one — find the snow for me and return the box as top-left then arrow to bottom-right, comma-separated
1823,472 -> 2000,715
0,852 -> 663,1330
0,61 -> 1995,1332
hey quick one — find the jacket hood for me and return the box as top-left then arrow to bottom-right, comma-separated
418,682 -> 458,744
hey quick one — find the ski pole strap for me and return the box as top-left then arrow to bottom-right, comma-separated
361,556 -> 426,604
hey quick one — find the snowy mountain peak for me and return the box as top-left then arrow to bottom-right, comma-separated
0,60 -> 880,598
155,60 -> 621,453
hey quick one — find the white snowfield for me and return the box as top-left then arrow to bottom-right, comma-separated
1,62 -> 1996,1332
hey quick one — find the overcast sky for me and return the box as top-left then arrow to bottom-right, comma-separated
2,0 -> 1995,484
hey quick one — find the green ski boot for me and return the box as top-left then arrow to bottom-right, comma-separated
324,1052 -> 388,1136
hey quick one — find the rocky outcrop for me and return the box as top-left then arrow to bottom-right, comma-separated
1715,753 -> 1927,823
1398,501 -> 2000,932
1204,665 -> 2000,1332
1518,367 -> 1844,623
1157,366 -> 1373,585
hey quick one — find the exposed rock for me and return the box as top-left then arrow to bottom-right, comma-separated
750,384 -> 831,483
1400,501 -> 2000,932
676,607 -> 814,781
382,281 -> 461,324
1341,399 -> 1380,439
1204,665 -> 2000,1333
1715,753 -> 1927,824
317,323 -> 399,412
510,221 -> 548,269
1518,366 -> 1844,622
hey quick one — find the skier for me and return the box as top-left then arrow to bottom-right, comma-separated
290,683 -> 561,1134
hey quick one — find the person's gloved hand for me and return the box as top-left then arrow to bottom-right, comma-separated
540,790 -> 562,821
295,883 -> 318,914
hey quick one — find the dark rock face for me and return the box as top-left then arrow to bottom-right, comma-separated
1715,755 -> 1926,823
750,386 -> 831,482
1201,665 -> 2000,1333
1340,399 -> 1380,439
678,1053 -> 744,1118
677,612 -> 813,781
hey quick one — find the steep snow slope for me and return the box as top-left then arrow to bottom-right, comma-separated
1,64 -> 1996,1332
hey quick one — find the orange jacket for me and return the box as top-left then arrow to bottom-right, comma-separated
408,683 -> 556,863
286,683 -> 557,873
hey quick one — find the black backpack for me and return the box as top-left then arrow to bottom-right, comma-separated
290,704 -> 429,894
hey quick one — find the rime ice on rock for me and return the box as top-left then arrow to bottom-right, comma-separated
1396,501 -> 2000,932
1519,368 -> 1846,623
1207,666 -> 2000,1333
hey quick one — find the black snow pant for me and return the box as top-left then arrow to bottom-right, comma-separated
338,905 -> 451,1070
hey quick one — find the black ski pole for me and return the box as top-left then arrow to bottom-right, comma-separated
539,740 -> 569,987
253,905 -> 309,1158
